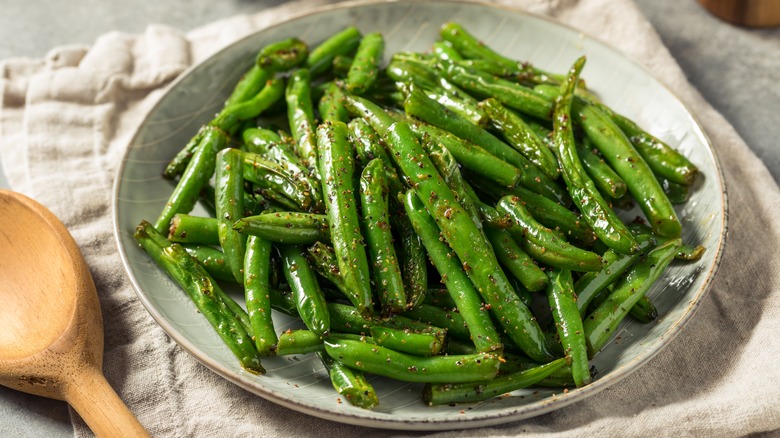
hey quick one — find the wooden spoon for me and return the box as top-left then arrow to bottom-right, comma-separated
0,190 -> 149,437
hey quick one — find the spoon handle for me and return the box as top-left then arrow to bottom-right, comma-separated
65,366 -> 150,438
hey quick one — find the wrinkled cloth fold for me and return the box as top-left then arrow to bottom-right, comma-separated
1,0 -> 778,436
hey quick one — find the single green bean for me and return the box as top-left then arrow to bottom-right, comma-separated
215,148 -> 247,283
155,126 -> 227,233
324,338 -> 500,383
168,214 -> 220,246
307,27 -> 362,76
347,32 -> 384,95
360,159 -> 407,315
317,351 -> 379,409
546,269 -> 589,387
577,139 -> 628,199
255,37 -> 309,73
317,121 -> 374,318
234,211 -> 329,245
370,326 -> 446,357
276,329 -> 324,356
484,225 -> 547,291
318,81 -> 350,124
210,77 -> 285,134
244,235 -> 277,356
279,244 -> 330,336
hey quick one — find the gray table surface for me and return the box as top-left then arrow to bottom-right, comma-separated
1,0 -> 778,436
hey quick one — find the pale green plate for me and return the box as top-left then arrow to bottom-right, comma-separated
113,0 -> 727,430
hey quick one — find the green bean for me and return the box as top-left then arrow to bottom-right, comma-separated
210,77 -> 285,134
439,22 -> 563,85
215,148 -> 247,282
305,242 -> 354,303
468,176 -> 597,247
438,59 -> 554,120
346,33 -> 384,95
431,40 -> 462,61
324,338 -> 500,383
453,59 -> 514,78
343,94 -> 395,136
423,358 -> 566,405
370,326 -> 446,357
423,136 -> 484,232
255,37 -> 309,73
577,139 -> 628,199
224,66 -> 271,109
242,127 -> 308,178
551,57 -> 638,254
168,214 -> 220,246
307,27 -> 362,76
497,196 -> 603,271
409,122 -> 520,188
546,269 -> 589,387
286,69 -> 320,179
331,55 -> 354,77
134,221 -> 264,374
318,81 -> 350,124
317,121 -> 374,318
244,235 -> 277,356
181,244 -> 235,283
423,287 -> 458,310
234,211 -> 329,245
163,128 -> 206,180
403,303 -> 472,343
386,123 -> 551,361
658,177 -> 689,205
584,238 -> 681,356
396,209 -> 429,310
403,85 -> 568,204
241,150 -> 314,211
279,244 -> 330,336
606,110 -> 698,186
154,126 -> 227,233
576,103 -> 682,238
484,226 -> 547,291
480,98 -> 560,179
317,351 -> 379,409
574,234 -> 655,315
360,159 -> 407,315
629,296 -> 658,323
276,329 -> 324,356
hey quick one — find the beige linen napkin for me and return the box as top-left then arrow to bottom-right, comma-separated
1,0 -> 778,436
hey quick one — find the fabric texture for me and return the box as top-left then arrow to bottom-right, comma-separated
1,0 -> 778,436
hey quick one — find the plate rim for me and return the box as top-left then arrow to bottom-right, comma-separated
112,0 -> 729,430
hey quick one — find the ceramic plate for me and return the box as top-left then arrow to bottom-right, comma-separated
113,0 -> 727,430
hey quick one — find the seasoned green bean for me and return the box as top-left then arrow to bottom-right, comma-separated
234,212 -> 329,244
279,244 -> 330,336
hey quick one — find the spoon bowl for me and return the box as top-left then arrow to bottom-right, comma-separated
0,190 -> 148,437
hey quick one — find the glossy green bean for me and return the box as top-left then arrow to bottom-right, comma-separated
318,81 -> 350,124
343,94 -> 395,136
279,244 -> 330,336
255,37 -> 309,73
241,150 -> 314,211
181,244 -> 235,283
210,77 -> 285,134
168,214 -> 220,246
347,32 -> 384,95
307,27 -> 362,76
370,326 -> 446,357
154,126 -> 227,233
234,211 -> 329,244
576,139 -> 628,199
244,235 -> 277,356
546,269 -> 589,387
317,351 -> 379,409
215,148 -> 247,283
276,329 -> 324,356
317,121 -> 374,318
360,159 -> 407,315
324,338 -> 500,383
484,226 -> 547,291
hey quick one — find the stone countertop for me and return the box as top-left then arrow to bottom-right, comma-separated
1,0 -> 778,436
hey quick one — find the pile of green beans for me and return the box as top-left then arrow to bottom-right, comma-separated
134,22 -> 704,409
